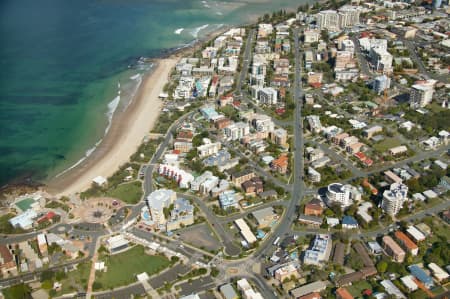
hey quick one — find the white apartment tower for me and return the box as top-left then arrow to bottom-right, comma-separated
382,183 -> 408,216
316,10 -> 340,31
338,6 -> 360,28
409,80 -> 436,108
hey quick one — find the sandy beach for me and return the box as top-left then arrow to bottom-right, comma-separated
47,58 -> 178,197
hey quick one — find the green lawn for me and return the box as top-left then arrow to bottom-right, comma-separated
2,283 -> 31,299
94,245 -> 171,290
347,280 -> 372,297
373,137 -> 402,152
105,181 -> 143,204
55,261 -> 92,296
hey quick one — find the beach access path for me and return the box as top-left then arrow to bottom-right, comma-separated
48,58 -> 178,197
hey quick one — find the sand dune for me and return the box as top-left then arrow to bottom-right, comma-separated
48,58 -> 177,197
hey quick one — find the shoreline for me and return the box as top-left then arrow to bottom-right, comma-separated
46,27 -> 233,197
47,58 -> 178,197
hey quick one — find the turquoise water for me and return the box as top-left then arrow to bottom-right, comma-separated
0,0 -> 308,187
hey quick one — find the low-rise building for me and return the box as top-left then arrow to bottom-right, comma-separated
388,145 -> 408,156
394,231 -> 418,256
219,190 -> 240,210
308,167 -> 321,183
271,154 -> 289,174
106,235 -> 129,253
274,263 -> 300,282
382,235 -> 405,262
409,264 -> 434,289
428,263 -> 449,282
231,169 -> 255,187
303,234 -> 332,266
0,245 -> 16,276
289,281 -> 327,299
252,207 -> 277,228
406,226 -> 426,243
304,198 -> 323,216
220,283 -> 238,299
235,218 -> 257,245
400,275 -> 418,292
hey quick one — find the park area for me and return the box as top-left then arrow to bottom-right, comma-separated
94,245 -> 171,290
105,181 -> 143,204
373,137 -> 402,152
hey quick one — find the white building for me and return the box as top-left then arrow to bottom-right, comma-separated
316,10 -> 340,31
306,115 -> 323,134
400,275 -> 418,292
145,189 -> 177,228
338,5 -> 360,28
197,140 -> 221,158
157,164 -> 194,189
224,122 -> 250,141
410,80 -> 436,108
235,218 -> 257,245
304,29 -> 320,44
382,183 -> 408,216
303,234 -> 332,266
252,86 -> 278,105
308,167 -> 321,183
369,47 -> 393,73
326,183 -> 361,209
428,263 -> 449,282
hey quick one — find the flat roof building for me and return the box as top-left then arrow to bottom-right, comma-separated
406,226 -> 426,243
409,264 -> 434,288
394,231 -> 418,256
428,263 -> 449,282
235,218 -> 257,244
382,236 -> 405,263
289,281 -> 327,299
400,275 -> 418,292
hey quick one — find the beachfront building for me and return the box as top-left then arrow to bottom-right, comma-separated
143,189 -> 193,231
157,164 -> 194,189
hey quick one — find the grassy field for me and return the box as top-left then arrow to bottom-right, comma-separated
94,245 -> 171,290
55,261 -> 92,296
106,181 -> 143,204
2,283 -> 31,299
373,137 -> 402,152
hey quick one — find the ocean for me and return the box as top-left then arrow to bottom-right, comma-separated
0,0 -> 309,187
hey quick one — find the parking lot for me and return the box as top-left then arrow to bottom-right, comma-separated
148,264 -> 191,289
178,223 -> 221,252
178,276 -> 215,297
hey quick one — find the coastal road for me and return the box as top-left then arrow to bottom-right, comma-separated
235,29 -> 255,95
143,111 -> 196,197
